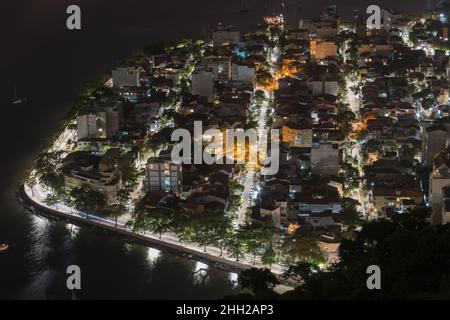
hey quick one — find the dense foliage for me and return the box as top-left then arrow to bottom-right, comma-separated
231,210 -> 450,299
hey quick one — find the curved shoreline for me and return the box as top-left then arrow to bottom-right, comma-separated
16,184 -> 296,291
16,184 -> 249,274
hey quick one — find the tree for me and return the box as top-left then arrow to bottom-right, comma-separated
133,208 -> 173,239
281,235 -> 324,265
34,151 -> 66,197
282,209 -> 450,299
225,235 -> 245,262
144,42 -> 170,55
254,90 -> 266,104
208,215 -> 233,257
261,247 -> 278,268
239,222 -> 278,264
230,179 -> 245,195
40,172 -> 65,197
340,197 -> 363,231
191,216 -> 216,252
340,162 -> 359,191
256,69 -> 275,89
161,109 -> 184,127
25,172 -> 37,197
356,128 -> 368,142
240,224 -> 264,264
110,202 -> 125,227
239,268 -> 279,298
146,127 -> 173,153
171,212 -> 193,242
69,186 -> 107,218
282,262 -> 318,283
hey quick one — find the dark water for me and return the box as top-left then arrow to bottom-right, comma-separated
0,0 -> 426,299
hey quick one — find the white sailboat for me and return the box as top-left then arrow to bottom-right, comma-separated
12,87 -> 27,104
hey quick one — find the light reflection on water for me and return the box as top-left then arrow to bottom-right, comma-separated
26,215 -> 51,273
193,261 -> 210,285
19,269 -> 59,300
228,272 -> 239,288
13,216 -> 238,299
65,223 -> 80,239
19,216 -> 73,299
147,247 -> 161,266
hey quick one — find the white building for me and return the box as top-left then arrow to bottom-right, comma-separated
423,125 -> 449,165
62,149 -> 123,206
316,24 -> 338,39
202,56 -> 232,82
112,67 -> 140,89
299,18 -> 316,34
310,39 -> 337,62
298,187 -> 342,214
429,152 -> 450,225
212,27 -> 240,47
77,114 -> 106,140
311,76 -> 338,96
311,142 -> 341,176
253,205 -> 282,228
77,104 -> 122,140
146,157 -> 182,195
287,28 -> 310,41
441,186 -> 450,224
372,185 -> 423,217
305,213 -> 338,228
446,59 -> 450,83
103,104 -> 122,137
231,63 -> 256,86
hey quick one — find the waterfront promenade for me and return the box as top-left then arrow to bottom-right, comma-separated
18,183 -> 294,291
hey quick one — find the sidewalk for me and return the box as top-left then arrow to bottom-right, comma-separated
22,182 -> 292,284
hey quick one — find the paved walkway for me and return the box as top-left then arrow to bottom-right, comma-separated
22,182 -> 291,280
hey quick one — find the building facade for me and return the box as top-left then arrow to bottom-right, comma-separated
146,157 -> 183,195
112,67 -> 140,89
191,68 -> 215,99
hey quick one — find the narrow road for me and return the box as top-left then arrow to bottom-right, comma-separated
235,98 -> 269,228
234,39 -> 277,229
